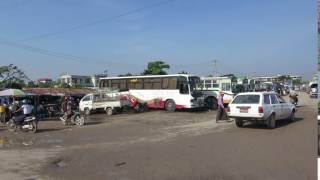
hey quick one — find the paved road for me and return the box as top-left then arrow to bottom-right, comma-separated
0,92 -> 317,180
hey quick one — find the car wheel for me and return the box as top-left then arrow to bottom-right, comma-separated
289,111 -> 296,122
267,114 -> 276,129
235,118 -> 243,127
106,108 -> 113,116
165,100 -> 176,112
84,108 -> 91,115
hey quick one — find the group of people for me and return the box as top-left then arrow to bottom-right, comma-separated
0,95 -> 79,126
0,98 -> 34,125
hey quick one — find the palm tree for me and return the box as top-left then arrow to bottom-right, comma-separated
142,61 -> 170,75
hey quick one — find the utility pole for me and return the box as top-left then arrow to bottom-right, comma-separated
103,69 -> 108,77
213,59 -> 218,77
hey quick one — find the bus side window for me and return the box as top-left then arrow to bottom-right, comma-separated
168,78 -> 177,89
162,78 -> 169,89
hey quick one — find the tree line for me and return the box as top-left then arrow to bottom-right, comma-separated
0,61 -> 188,89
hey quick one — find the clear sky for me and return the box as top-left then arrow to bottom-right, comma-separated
0,0 -> 317,80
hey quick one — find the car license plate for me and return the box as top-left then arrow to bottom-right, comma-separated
238,106 -> 250,113
240,108 -> 248,113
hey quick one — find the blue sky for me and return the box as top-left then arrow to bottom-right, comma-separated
0,0 -> 317,80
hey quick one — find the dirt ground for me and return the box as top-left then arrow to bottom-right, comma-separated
0,92 -> 317,180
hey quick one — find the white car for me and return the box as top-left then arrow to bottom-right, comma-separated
227,92 -> 296,129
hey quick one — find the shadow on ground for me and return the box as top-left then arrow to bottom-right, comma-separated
84,121 -> 104,126
241,117 -> 303,129
36,128 -> 67,133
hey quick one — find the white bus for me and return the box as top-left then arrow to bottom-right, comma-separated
99,74 -> 215,111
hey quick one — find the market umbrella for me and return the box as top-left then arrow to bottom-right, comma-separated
0,89 -> 25,97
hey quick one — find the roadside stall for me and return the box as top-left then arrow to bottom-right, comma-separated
23,88 -> 95,118
0,89 -> 26,123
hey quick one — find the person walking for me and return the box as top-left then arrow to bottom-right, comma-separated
216,91 -> 225,122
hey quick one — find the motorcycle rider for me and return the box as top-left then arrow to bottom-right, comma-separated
289,88 -> 298,105
60,96 -> 73,125
14,99 -> 34,125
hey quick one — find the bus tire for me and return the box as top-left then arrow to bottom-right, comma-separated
165,100 -> 176,112
206,97 -> 218,110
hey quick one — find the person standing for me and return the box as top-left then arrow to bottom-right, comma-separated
60,96 -> 73,125
216,91 -> 225,122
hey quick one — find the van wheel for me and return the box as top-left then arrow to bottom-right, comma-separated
84,108 -> 91,115
235,118 -> 243,127
165,100 -> 176,112
267,114 -> 276,129
106,108 -> 113,116
206,97 -> 218,110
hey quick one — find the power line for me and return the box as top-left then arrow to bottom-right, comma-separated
20,0 -> 175,42
0,38 -> 102,65
0,38 -> 147,69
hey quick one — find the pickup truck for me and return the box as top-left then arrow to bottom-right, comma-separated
79,92 -> 129,115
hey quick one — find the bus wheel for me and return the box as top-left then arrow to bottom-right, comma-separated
165,100 -> 176,112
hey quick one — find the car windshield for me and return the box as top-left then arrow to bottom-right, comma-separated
311,84 -> 318,89
232,95 -> 260,104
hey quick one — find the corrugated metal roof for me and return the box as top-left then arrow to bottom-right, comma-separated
23,88 -> 95,96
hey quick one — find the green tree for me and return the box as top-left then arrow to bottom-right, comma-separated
178,71 -> 188,74
220,74 -> 235,77
26,81 -> 38,88
292,79 -> 302,85
0,64 -> 28,88
38,82 -> 51,88
118,73 -> 133,77
277,75 -> 290,82
59,83 -> 70,88
142,61 -> 170,75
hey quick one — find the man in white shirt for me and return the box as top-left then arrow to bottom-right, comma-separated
14,99 -> 34,125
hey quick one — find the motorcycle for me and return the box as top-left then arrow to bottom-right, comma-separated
7,115 -> 38,133
60,110 -> 85,126
289,94 -> 298,106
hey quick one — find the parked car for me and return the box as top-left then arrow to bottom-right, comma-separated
227,92 -> 296,129
309,82 -> 318,98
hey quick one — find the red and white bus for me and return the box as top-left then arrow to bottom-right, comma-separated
99,74 -> 215,111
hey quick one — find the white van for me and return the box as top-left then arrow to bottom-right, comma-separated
79,93 -> 127,115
